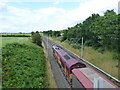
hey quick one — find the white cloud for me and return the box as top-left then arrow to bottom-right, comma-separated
0,0 -> 119,33
0,3 -> 66,32
57,0 -> 118,25
53,1 -> 59,5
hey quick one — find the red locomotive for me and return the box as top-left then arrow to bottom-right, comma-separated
52,45 -> 118,89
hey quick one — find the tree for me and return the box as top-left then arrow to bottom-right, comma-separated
52,31 -> 61,37
31,31 -> 35,35
31,31 -> 42,46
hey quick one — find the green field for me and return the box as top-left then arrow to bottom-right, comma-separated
50,37 -> 119,79
0,33 -> 31,35
1,37 -> 48,88
0,37 -> 31,48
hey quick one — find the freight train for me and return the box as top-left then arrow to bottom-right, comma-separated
52,45 -> 118,89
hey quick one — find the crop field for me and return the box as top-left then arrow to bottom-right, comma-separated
50,37 -> 119,79
1,37 -> 48,88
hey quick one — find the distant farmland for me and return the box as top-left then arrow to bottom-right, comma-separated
0,33 -> 31,37
1,37 -> 30,48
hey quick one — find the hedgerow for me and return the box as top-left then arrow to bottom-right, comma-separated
1,35 -> 30,37
2,43 -> 48,88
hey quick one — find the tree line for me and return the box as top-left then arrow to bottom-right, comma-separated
43,30 -> 61,37
43,10 -> 119,55
1,35 -> 30,37
0,33 -> 30,37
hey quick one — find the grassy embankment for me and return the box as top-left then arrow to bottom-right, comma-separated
1,37 -> 56,88
50,37 -> 119,79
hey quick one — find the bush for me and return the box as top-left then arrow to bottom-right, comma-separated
112,52 -> 120,60
60,37 -> 67,42
31,32 -> 42,46
72,44 -> 81,49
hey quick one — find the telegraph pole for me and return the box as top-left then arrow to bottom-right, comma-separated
81,37 -> 83,58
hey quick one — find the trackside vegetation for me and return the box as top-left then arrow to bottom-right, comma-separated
31,31 -> 42,47
43,10 -> 119,55
42,9 -> 120,79
2,43 -> 48,88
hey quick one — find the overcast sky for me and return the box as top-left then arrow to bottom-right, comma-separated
0,0 -> 119,33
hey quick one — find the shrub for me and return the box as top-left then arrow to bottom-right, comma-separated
112,52 -> 120,60
72,44 -> 81,49
31,32 -> 42,46
60,37 -> 67,42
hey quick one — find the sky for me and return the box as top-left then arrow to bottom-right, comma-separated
0,0 -> 119,33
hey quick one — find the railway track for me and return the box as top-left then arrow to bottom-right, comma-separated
42,36 -> 120,88
42,36 -> 71,88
